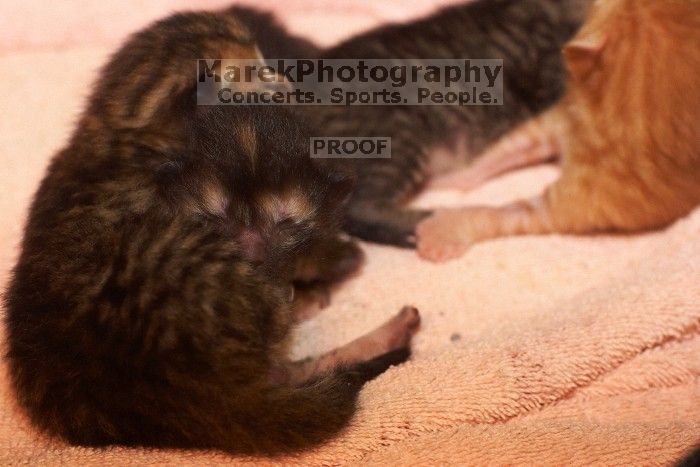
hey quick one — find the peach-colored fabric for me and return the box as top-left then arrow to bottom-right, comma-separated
1,1 -> 698,465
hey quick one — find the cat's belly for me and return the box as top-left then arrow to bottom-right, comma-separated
425,130 -> 477,178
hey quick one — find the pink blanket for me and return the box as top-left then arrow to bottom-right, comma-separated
1,1 -> 698,464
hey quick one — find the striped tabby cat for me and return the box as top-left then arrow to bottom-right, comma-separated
4,8 -> 419,454
294,0 -> 593,247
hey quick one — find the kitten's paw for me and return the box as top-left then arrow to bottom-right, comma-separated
328,238 -> 364,281
386,305 -> 421,349
416,210 -> 473,262
293,283 -> 332,321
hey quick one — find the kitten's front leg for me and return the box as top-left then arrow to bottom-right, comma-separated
292,284 -> 332,321
416,196 -> 554,262
292,237 -> 364,320
416,207 -> 494,261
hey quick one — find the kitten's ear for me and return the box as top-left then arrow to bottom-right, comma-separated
199,58 -> 294,105
564,34 -> 606,80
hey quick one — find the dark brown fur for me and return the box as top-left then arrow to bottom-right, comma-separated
3,8 -> 418,454
677,444 -> 700,467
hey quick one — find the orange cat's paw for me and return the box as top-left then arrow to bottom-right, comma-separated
416,210 -> 473,262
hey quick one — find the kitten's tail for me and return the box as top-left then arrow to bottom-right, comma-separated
230,347 -> 410,454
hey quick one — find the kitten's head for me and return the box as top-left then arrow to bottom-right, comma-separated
188,105 -> 358,282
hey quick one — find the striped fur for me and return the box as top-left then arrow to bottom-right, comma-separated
295,0 -> 592,246
4,8 -> 416,454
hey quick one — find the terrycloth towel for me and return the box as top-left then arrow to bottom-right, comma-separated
1,1 -> 698,465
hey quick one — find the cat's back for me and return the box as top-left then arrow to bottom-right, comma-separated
323,0 -> 581,59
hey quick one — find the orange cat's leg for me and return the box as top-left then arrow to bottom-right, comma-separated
429,110 -> 562,192
275,306 -> 420,385
417,167 -> 626,262
416,196 -> 555,262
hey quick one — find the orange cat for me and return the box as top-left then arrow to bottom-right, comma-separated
418,0 -> 700,261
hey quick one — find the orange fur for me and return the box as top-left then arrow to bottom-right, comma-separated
551,0 -> 700,231
418,0 -> 700,261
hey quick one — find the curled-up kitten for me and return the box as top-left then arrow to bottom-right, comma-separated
417,0 -> 700,262
3,9 -> 420,454
299,0 -> 591,247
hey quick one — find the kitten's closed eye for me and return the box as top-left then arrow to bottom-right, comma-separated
324,169 -> 355,207
261,191 -> 315,224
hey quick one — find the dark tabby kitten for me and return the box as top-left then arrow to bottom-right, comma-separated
4,8 -> 420,454
291,0 -> 592,246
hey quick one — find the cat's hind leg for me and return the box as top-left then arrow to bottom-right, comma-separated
275,306 -> 420,385
416,197 -> 555,262
416,165 -> 637,262
430,109 -> 562,192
